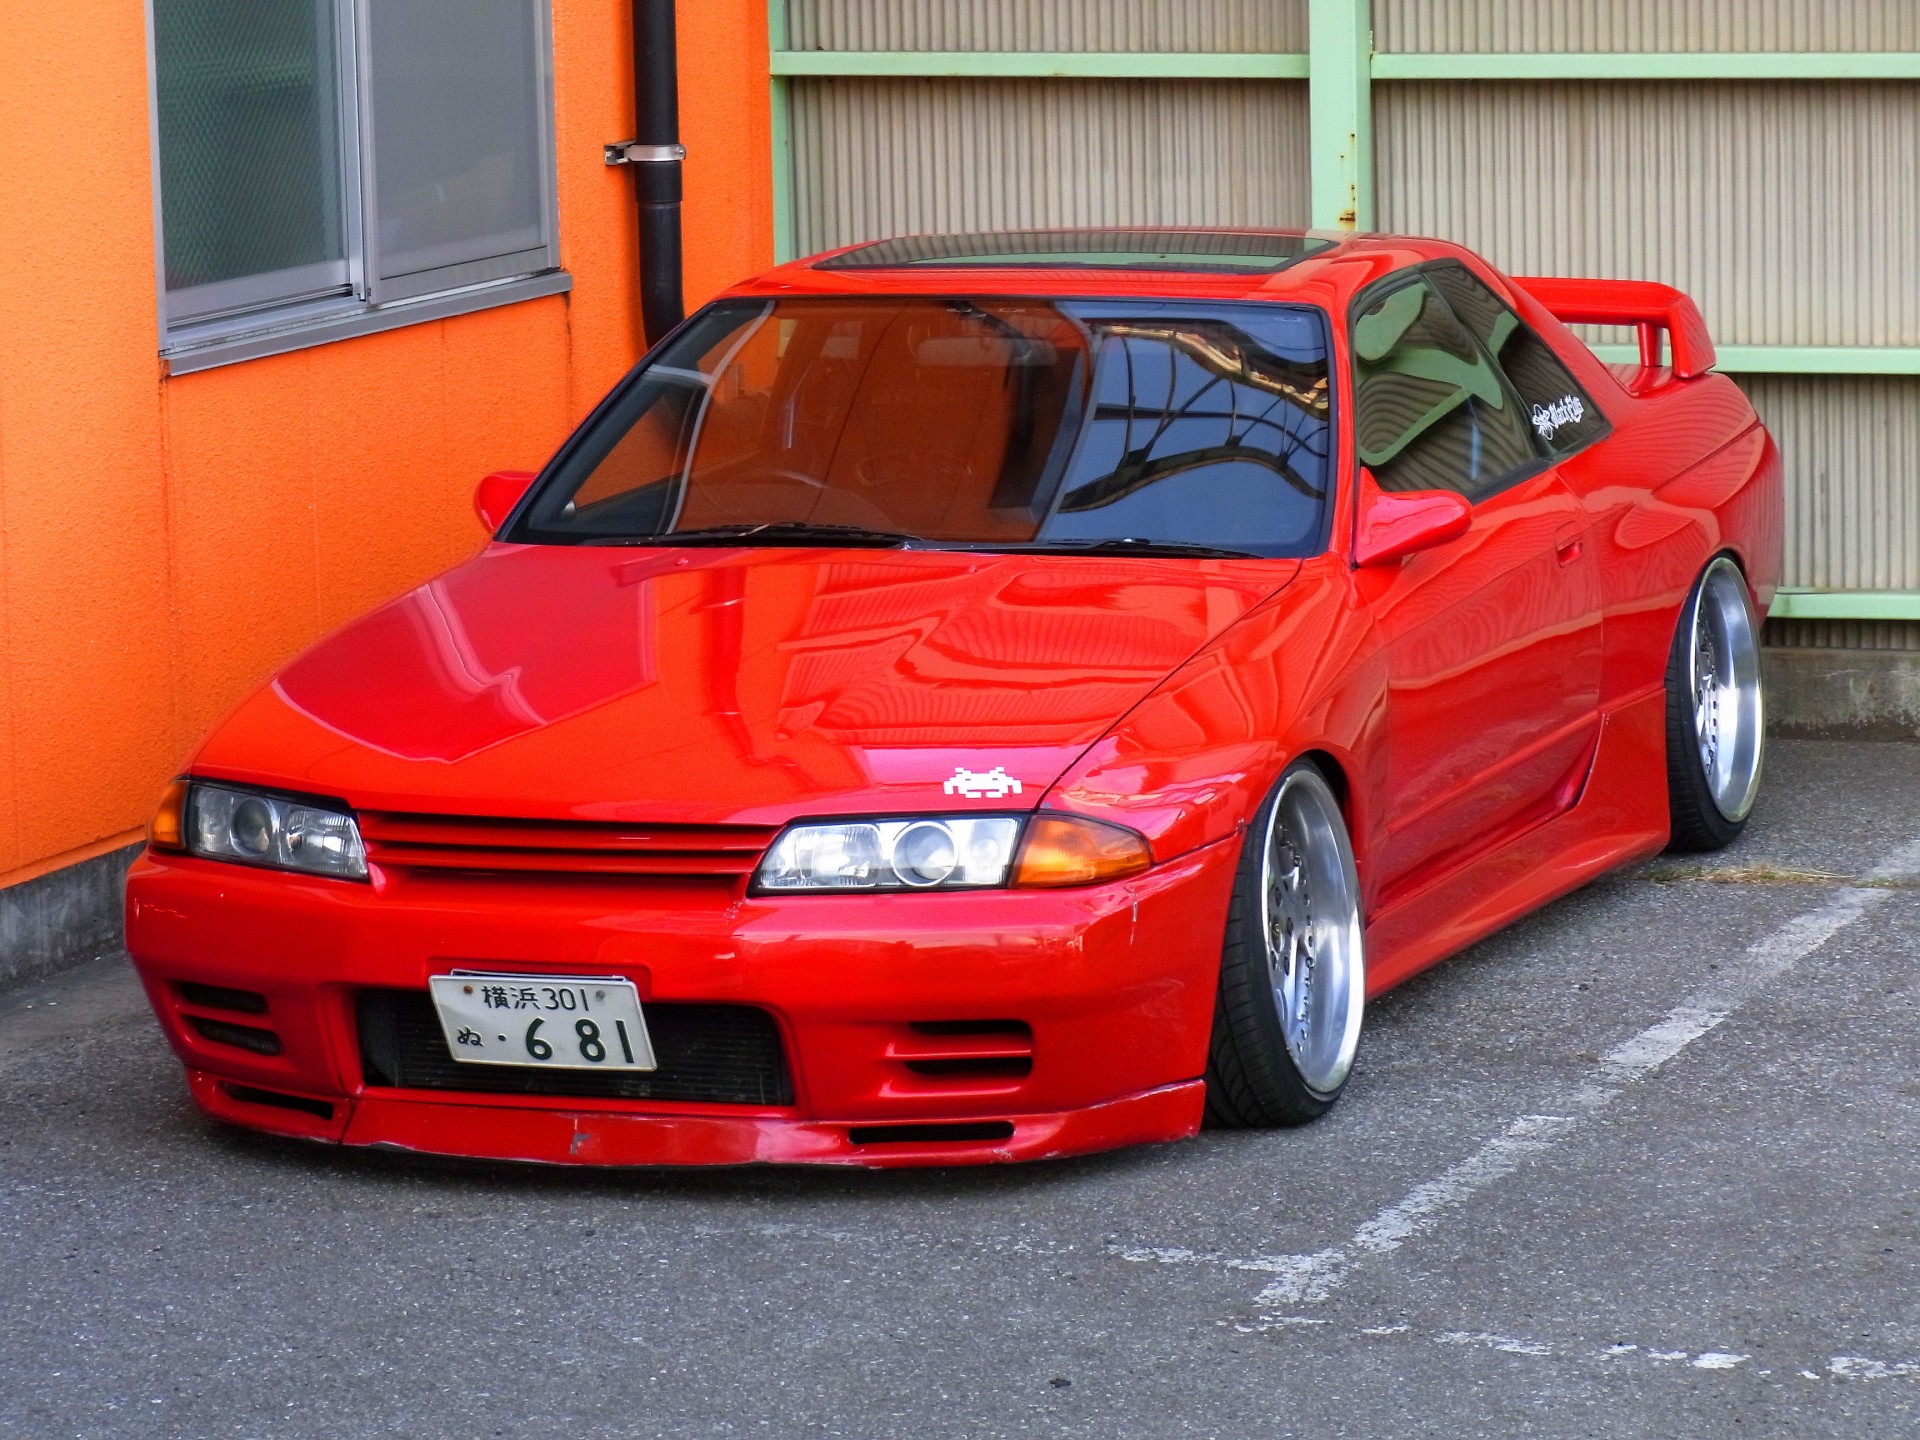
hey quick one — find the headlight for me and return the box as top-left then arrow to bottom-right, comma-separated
753,813 -> 1151,893
155,779 -> 368,881
755,816 -> 1022,892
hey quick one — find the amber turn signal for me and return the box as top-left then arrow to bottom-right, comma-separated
1011,814 -> 1152,888
149,778 -> 189,852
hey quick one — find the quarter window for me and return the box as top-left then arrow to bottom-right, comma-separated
1425,263 -> 1609,457
152,0 -> 559,366
1351,277 -> 1541,500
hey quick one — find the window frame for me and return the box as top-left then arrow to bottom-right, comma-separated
146,0 -> 564,374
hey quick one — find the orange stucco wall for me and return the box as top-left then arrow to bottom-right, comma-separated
0,0 -> 771,888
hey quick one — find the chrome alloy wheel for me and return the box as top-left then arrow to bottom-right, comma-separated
1687,557 -> 1765,823
1259,768 -> 1365,1097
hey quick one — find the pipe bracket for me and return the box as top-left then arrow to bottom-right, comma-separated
604,141 -> 687,166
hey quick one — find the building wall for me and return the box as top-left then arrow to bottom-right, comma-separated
790,78 -> 1311,255
0,0 -> 773,891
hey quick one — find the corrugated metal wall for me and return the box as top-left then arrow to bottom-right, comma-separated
1374,1 -> 1920,53
1374,74 -> 1920,646
1374,82 -> 1920,348
787,0 -> 1306,53
790,79 -> 1311,256
1740,376 -> 1920,650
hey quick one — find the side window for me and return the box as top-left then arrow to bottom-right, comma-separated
1351,276 -> 1541,500
1426,263 -> 1609,457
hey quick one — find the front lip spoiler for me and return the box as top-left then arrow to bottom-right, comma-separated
190,1068 -> 1208,1168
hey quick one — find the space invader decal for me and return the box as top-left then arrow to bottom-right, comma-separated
943,766 -> 1023,800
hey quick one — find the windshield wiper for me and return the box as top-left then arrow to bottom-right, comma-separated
621,522 -> 919,548
1008,537 -> 1261,559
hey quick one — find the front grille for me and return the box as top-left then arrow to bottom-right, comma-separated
356,812 -> 777,880
356,990 -> 794,1106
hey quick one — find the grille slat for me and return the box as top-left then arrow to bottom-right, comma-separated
357,813 -> 777,879
356,990 -> 794,1106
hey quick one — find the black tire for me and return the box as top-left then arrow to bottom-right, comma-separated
1664,557 -> 1765,854
1205,761 -> 1365,1128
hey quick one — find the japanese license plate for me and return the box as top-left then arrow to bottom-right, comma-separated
427,973 -> 657,1071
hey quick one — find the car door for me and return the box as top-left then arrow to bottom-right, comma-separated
1350,269 -> 1605,906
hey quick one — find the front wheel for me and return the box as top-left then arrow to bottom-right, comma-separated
1205,761 -> 1366,1127
1664,556 -> 1765,852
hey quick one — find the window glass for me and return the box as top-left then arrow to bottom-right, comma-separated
365,0 -> 549,297
1426,263 -> 1609,456
1351,277 -> 1540,500
153,0 -> 349,318
1039,302 -> 1330,551
516,297 -> 1333,557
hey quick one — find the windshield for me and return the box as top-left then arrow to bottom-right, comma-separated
510,296 -> 1332,557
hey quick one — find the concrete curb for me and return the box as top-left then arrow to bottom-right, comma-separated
1762,647 -> 1920,741
0,843 -> 141,992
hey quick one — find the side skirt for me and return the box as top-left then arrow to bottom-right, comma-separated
1361,686 -> 1669,997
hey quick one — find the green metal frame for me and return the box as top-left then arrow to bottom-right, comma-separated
763,0 -> 1916,623
1374,51 -> 1920,82
1308,0 -> 1371,230
768,51 -> 1309,79
768,0 -> 796,264
1771,590 -> 1920,622
1587,344 -> 1920,375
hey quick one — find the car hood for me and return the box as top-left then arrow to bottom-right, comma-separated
196,545 -> 1300,824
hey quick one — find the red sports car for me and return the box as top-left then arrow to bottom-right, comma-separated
126,228 -> 1781,1166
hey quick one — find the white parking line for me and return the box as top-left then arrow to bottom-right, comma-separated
1229,1313 -> 1920,1384
1113,839 -> 1920,1312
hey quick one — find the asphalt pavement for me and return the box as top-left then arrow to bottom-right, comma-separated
2,739 -> 1917,1439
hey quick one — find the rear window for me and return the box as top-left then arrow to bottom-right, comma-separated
510,296 -> 1333,558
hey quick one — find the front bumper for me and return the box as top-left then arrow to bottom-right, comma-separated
125,837 -> 1237,1167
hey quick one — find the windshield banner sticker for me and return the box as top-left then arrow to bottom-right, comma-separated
1531,394 -> 1585,441
944,766 -> 1023,800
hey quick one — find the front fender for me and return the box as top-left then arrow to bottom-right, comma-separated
1041,560 -> 1382,867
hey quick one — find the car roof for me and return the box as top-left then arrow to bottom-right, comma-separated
725,227 -> 1480,307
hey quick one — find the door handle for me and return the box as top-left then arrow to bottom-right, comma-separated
1555,526 -> 1584,566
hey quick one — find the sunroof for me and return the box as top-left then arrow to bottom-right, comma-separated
816,228 -> 1334,275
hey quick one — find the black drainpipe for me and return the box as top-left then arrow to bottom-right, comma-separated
609,0 -> 685,346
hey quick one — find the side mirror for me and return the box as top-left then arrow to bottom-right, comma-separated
475,470 -> 536,534
1353,467 -> 1471,568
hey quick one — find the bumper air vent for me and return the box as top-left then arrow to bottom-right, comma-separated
176,982 -> 269,1015
356,813 -> 778,881
891,1020 -> 1034,1080
187,1015 -> 283,1056
355,990 -> 794,1106
847,1121 -> 1016,1146
222,1084 -> 334,1120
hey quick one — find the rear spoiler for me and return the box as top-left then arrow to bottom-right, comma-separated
1514,276 -> 1717,379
